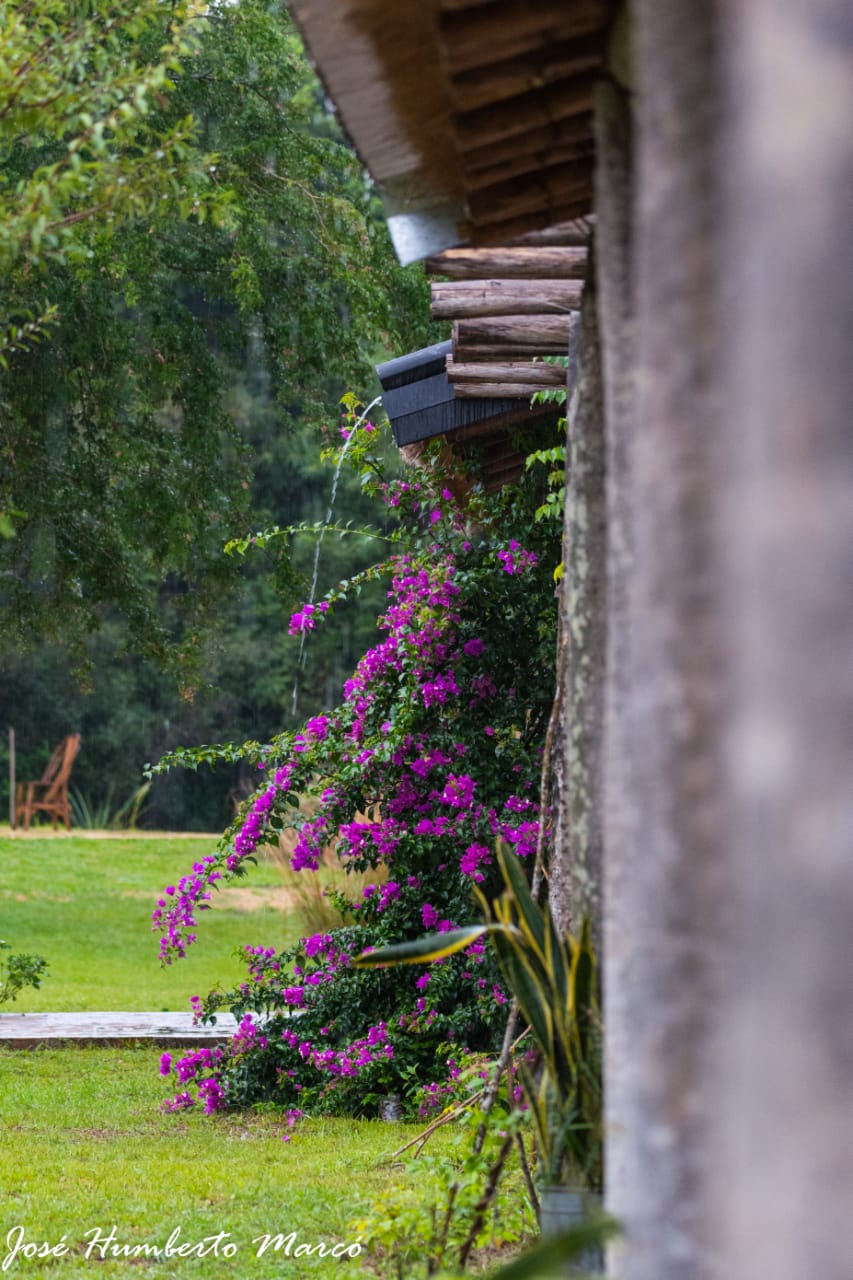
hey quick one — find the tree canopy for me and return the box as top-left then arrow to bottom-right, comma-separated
0,0 -> 430,680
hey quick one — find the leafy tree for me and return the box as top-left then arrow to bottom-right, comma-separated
0,0 -> 220,362
0,0 -> 429,680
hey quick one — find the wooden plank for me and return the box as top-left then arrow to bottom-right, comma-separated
448,34 -> 606,112
453,74 -> 598,152
447,359 -> 568,385
432,278 -> 583,318
426,245 -> 587,279
0,1010 -> 243,1047
467,159 -> 595,227
440,1 -> 609,76
461,113 -> 594,174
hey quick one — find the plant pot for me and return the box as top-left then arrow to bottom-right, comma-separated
378,1094 -> 403,1122
539,1185 -> 604,1275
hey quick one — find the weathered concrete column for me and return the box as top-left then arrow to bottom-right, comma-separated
602,3 -> 727,1276
710,2 -> 853,1276
593,71 -> 636,1273
550,276 -> 607,944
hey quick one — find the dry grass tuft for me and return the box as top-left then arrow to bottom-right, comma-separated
265,806 -> 386,935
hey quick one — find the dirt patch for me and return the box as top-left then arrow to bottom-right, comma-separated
218,886 -> 299,912
120,886 -> 298,912
0,889 -> 72,903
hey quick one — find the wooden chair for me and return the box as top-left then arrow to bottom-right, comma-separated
14,734 -> 81,831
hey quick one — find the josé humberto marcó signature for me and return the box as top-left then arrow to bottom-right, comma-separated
1,1224 -> 365,1268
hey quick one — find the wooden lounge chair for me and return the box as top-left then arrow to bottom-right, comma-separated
14,734 -> 81,831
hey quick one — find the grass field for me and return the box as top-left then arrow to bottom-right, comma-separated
0,1045 -> 454,1279
0,836 -> 532,1278
0,834 -> 302,1011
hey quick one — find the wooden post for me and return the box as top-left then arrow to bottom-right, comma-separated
8,727 -> 15,829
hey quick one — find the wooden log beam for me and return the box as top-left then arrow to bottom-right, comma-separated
453,74 -> 598,152
432,278 -> 583,319
467,159 -> 595,227
439,1 -> 609,76
452,381 -> 558,399
447,359 -> 568,385
453,314 -> 573,355
426,246 -> 587,279
448,34 -> 606,113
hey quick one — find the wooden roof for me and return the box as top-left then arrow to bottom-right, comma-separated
291,0 -> 616,261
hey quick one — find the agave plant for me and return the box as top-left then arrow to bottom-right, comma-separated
354,841 -> 603,1193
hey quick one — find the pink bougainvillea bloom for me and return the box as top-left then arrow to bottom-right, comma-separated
421,903 -> 439,929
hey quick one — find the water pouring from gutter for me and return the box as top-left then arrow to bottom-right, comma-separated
290,394 -> 383,720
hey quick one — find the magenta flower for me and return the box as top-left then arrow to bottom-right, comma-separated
421,903 -> 439,929
440,772 -> 476,809
496,541 -> 538,575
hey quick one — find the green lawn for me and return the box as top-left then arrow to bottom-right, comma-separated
0,1046 -> 446,1279
0,835 -> 301,1011
0,837 -> 531,1278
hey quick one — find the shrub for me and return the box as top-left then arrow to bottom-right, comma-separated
0,940 -> 48,1006
155,403 -> 559,1117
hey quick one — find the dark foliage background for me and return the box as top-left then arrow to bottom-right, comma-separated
0,0 -> 436,828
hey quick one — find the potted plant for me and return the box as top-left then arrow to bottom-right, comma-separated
355,842 -> 604,1272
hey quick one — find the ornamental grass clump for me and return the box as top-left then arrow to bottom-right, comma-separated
155,405 -> 560,1118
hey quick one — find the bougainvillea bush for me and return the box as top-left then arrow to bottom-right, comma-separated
154,405 -> 559,1119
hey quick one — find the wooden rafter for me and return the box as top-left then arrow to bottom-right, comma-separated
438,1 -> 610,76
466,158 -> 595,227
447,33 -> 605,113
460,114 -> 595,176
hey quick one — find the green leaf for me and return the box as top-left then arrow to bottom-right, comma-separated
483,1216 -> 619,1279
352,926 -> 493,967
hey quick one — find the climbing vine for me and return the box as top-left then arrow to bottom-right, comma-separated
154,401 -> 560,1118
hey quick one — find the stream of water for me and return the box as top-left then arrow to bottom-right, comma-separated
290,394 -> 383,719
